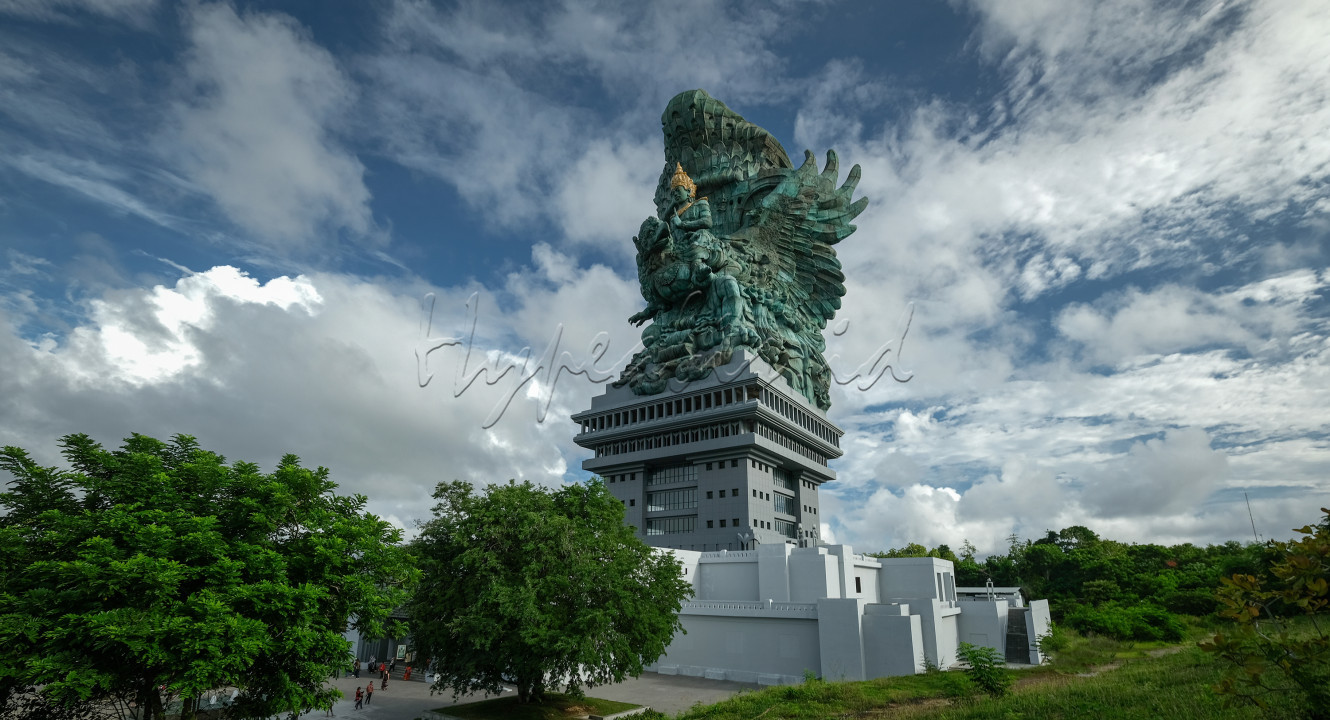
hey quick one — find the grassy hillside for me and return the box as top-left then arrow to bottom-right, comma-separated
642,631 -> 1311,720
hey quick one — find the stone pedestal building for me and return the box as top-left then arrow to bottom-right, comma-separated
573,350 -> 839,551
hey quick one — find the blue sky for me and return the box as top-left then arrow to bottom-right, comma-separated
2,0 -> 1327,554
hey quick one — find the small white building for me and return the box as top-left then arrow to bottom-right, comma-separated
651,543 -> 1050,685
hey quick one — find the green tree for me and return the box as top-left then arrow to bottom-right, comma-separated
0,433 -> 417,720
409,479 -> 693,705
1202,508 -> 1330,719
869,542 -> 931,558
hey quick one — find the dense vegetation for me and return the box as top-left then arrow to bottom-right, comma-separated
409,479 -> 693,705
0,433 -> 418,720
872,525 -> 1269,641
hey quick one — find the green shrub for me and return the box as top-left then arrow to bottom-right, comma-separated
1063,602 -> 1185,641
956,642 -> 1012,697
1035,622 -> 1070,655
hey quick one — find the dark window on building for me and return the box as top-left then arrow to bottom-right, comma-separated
733,488 -> 739,496
629,499 -> 635,506
719,519 -> 727,528
647,464 -> 697,486
719,490 -> 726,498
855,577 -> 862,594
752,490 -> 757,498
731,459 -> 738,468
707,520 -> 713,528
733,517 -> 740,526
706,462 -> 713,471
706,491 -> 713,499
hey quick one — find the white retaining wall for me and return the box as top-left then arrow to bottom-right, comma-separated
651,544 -> 1040,684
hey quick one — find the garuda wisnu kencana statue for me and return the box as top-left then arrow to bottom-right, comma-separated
616,89 -> 867,411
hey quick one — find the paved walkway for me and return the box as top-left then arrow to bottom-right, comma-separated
295,671 -> 757,719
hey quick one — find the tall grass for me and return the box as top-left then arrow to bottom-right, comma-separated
651,627 -> 1312,720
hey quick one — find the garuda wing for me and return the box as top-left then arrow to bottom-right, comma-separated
732,149 -> 867,338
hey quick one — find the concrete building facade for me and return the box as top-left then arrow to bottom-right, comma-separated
652,543 -> 1052,685
573,351 -> 837,551
574,351 -> 1052,685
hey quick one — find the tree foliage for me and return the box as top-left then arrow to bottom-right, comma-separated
1201,508 -> 1330,719
956,641 -> 1012,697
875,526 -> 1265,642
409,479 -> 693,704
0,433 -> 417,720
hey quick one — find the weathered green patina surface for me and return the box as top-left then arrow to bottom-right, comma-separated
617,89 -> 867,410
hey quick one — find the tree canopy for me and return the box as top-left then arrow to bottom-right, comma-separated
1203,507 -> 1330,719
875,526 -> 1266,642
0,433 -> 418,720
409,479 -> 693,704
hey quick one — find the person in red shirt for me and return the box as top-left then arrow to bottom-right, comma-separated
354,687 -> 363,710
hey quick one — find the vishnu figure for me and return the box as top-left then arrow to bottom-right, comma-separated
630,164 -> 754,355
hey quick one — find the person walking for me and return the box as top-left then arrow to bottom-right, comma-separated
354,687 -> 363,710
353,658 -> 360,678
365,681 -> 374,705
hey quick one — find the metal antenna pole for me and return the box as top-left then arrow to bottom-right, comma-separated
1244,491 -> 1260,543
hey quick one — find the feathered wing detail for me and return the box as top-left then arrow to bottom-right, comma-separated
727,150 -> 867,406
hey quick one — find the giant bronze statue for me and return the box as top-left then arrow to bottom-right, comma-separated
617,89 -> 867,410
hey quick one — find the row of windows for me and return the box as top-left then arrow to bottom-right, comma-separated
803,504 -> 818,515
593,420 -> 751,458
753,422 -> 828,465
773,493 -> 797,516
760,383 -> 840,447
648,464 -> 696,486
607,472 -> 636,483
579,385 -> 761,434
759,387 -> 840,448
704,459 -> 741,470
704,488 -> 741,499
646,488 -> 697,511
705,518 -> 742,528
772,467 -> 796,491
774,518 -> 798,539
645,516 -> 696,535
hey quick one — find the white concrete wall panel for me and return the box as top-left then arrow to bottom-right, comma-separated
956,600 -> 1008,655
698,559 -> 759,601
862,605 -> 924,677
758,544 -> 793,602
1027,599 -> 1052,665
816,597 -> 866,681
788,549 -> 840,602
654,614 -> 821,685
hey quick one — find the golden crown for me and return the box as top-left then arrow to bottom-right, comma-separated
669,163 -> 697,197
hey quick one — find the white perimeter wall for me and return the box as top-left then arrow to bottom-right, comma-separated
698,558 -> 760,600
654,613 -> 821,684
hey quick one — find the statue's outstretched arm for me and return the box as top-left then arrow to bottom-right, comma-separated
628,303 -> 660,326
